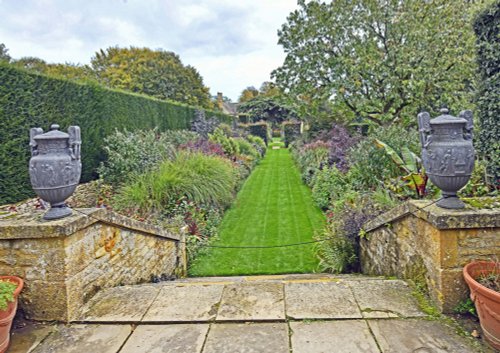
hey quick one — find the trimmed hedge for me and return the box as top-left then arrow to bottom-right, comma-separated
0,64 -> 232,204
283,121 -> 302,147
474,3 -> 500,188
245,122 -> 270,144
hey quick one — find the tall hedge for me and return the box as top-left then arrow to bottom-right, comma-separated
246,122 -> 270,145
283,121 -> 302,147
0,64 -> 232,204
474,2 -> 500,188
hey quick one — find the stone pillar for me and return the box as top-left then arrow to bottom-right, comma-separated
360,200 -> 500,313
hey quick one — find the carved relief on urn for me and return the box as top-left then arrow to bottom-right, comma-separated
417,108 -> 474,209
29,124 -> 82,220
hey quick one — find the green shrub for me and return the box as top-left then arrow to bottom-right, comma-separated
347,125 -> 420,190
235,138 -> 260,159
97,129 -> 176,186
0,64 -> 232,204
316,192 -> 390,273
161,130 -> 199,147
474,3 -> 500,189
283,121 -> 302,147
246,135 -> 267,156
209,128 -> 239,158
316,225 -> 357,273
291,140 -> 330,185
459,159 -> 493,197
311,166 -> 348,210
246,122 -> 270,144
114,151 -> 237,213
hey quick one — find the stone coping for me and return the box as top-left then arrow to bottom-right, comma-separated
0,208 -> 180,241
364,199 -> 500,233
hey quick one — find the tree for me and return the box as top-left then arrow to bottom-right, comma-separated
91,46 -> 212,108
238,96 -> 298,126
238,86 -> 259,103
0,44 -> 10,63
272,0 -> 484,127
12,57 -> 92,81
11,57 -> 48,71
259,81 -> 281,98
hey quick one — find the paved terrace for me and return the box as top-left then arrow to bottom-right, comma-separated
10,274 -> 482,353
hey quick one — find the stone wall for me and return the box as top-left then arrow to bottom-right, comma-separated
0,208 -> 185,321
361,200 -> 500,313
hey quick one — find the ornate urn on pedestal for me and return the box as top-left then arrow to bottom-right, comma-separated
417,109 -> 474,209
29,124 -> 81,220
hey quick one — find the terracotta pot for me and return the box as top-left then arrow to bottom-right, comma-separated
463,261 -> 500,350
0,276 -> 23,353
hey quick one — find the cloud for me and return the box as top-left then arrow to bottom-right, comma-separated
0,0 -> 298,100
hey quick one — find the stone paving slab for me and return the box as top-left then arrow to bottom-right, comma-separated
143,284 -> 224,322
79,285 -> 160,322
31,324 -> 131,353
368,319 -> 477,353
217,282 -> 285,321
348,279 -> 426,318
290,320 -> 380,353
120,324 -> 209,353
285,281 -> 362,319
8,322 -> 56,353
203,323 -> 289,353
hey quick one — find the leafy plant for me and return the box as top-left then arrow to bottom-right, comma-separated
311,166 -> 348,210
316,224 -> 357,273
246,135 -> 267,156
453,298 -> 477,316
317,191 -> 392,273
0,280 -> 17,311
97,129 -> 176,186
209,128 -> 240,158
292,140 -> 330,185
374,139 -> 428,198
347,125 -> 420,190
315,124 -> 360,172
180,138 -> 225,157
235,138 -> 260,160
114,151 -> 238,214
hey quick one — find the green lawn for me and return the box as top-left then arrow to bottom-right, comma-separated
188,144 -> 325,276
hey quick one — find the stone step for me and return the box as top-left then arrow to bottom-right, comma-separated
9,274 -> 486,353
76,274 -> 426,323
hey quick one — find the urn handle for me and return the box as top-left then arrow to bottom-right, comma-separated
417,112 -> 432,148
68,126 -> 81,160
29,127 -> 44,156
459,110 -> 473,141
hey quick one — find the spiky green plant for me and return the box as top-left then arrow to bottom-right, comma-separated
114,151 -> 237,213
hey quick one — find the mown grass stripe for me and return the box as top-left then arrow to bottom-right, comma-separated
188,147 -> 325,276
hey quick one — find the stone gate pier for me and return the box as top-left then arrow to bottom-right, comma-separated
0,208 -> 186,321
361,200 -> 500,313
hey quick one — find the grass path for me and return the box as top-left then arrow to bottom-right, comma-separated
188,144 -> 325,276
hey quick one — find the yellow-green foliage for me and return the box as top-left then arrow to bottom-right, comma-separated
0,64 -> 232,204
115,151 -> 237,213
0,280 -> 16,311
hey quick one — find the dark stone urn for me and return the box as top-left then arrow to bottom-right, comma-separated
417,109 -> 474,209
29,124 -> 82,220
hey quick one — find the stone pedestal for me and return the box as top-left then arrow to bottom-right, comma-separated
0,208 -> 185,321
361,200 -> 500,313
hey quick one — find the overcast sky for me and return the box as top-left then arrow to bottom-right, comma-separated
0,0 -> 298,101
